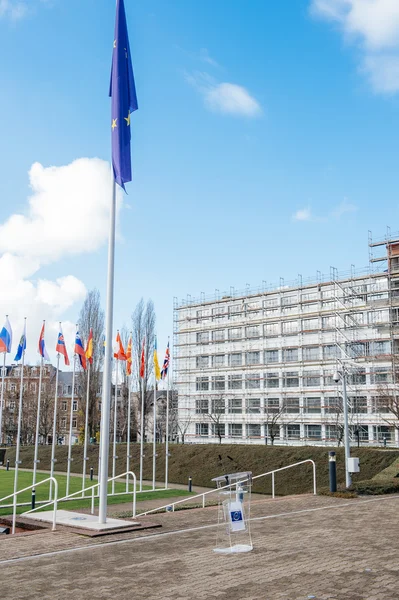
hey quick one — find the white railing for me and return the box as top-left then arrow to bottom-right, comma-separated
0,476 -> 58,535
135,459 -> 316,518
23,470 -> 137,519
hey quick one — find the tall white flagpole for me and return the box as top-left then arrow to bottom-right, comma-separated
12,318 -> 26,535
0,351 -> 6,446
49,347 -> 61,500
98,178 -> 116,524
33,355 -> 44,487
82,361 -> 91,495
152,373 -> 157,490
139,378 -> 145,492
112,358 -> 118,495
126,374 -> 132,492
165,349 -> 170,490
66,342 -> 77,498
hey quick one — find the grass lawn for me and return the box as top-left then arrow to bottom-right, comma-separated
0,470 -> 192,516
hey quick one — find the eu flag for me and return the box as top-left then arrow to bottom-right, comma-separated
110,0 -> 138,190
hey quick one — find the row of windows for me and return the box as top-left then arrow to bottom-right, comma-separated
60,417 -> 77,429
195,313 -> 390,342
194,396 -> 388,414
195,368 -> 391,391
195,423 -> 394,440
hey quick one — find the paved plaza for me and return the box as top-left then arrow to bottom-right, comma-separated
1,494 -> 398,599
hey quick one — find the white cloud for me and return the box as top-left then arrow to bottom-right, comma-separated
293,207 -> 313,221
311,0 -> 399,93
186,72 -> 262,117
0,0 -> 28,19
330,199 -> 358,218
199,48 -> 219,68
0,157 -> 120,364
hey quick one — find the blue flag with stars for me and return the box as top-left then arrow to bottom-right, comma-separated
110,0 -> 138,190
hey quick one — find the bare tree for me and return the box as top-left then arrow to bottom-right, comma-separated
206,396 -> 225,444
77,289 -> 105,439
264,398 -> 292,446
131,298 -> 156,441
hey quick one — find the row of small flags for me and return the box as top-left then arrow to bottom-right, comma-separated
0,317 -> 169,379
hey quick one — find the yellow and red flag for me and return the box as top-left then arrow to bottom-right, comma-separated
126,335 -> 132,376
85,328 -> 93,365
114,331 -> 126,361
140,338 -> 145,378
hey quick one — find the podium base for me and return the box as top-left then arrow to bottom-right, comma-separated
213,544 -> 253,554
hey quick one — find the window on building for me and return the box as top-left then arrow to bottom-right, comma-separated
282,320 -> 299,334
196,423 -> 209,437
246,325 -> 260,338
9,383 -> 16,392
228,328 -> 242,340
61,400 -> 67,411
212,306 -> 225,320
302,291 -> 318,302
369,309 -> 389,324
265,372 -> 279,388
371,396 -> 390,413
349,369 -> 366,385
211,423 -> 225,437
302,303 -> 318,314
350,396 -> 368,414
323,371 -> 335,386
212,376 -> 225,391
245,373 -> 260,389
305,424 -> 321,439
30,383 -> 37,393
373,425 -> 393,442
323,345 -> 340,360
282,295 -> 296,306
264,398 -> 280,413
264,297 -> 279,308
229,304 -> 242,320
246,398 -> 261,413
196,332 -> 209,344
283,371 -> 299,387
228,375 -> 242,390
246,351 -> 260,365
211,398 -> 225,413
325,425 -> 341,442
324,396 -> 341,413
265,349 -> 279,363
72,418 -> 77,428
303,346 -> 319,361
41,383 -> 46,393
73,400 -> 78,411
229,353 -> 242,367
285,424 -> 300,439
264,322 -> 280,336
371,367 -> 391,384
196,355 -> 209,368
61,417 -> 66,428
229,423 -> 243,437
284,397 -> 300,413
302,318 -> 318,331
303,371 -> 321,387
228,398 -> 242,414
67,385 -> 72,394
196,377 -> 209,391
8,400 -> 15,410
283,348 -> 298,362
247,423 -> 261,438
303,397 -> 321,414
372,340 -> 391,356
195,399 -> 209,414
322,316 -> 336,330
212,330 -> 225,342
211,354 -> 225,368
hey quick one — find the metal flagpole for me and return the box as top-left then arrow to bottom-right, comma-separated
112,358 -> 118,495
98,178 -> 116,524
126,374 -> 132,493
152,374 -> 156,490
139,380 -> 145,492
33,355 -> 44,487
0,351 -> 6,446
82,362 -> 91,495
49,348 -> 61,500
165,351 -> 170,490
66,346 -> 77,497
12,319 -> 26,535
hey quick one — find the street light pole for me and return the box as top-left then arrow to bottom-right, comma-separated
334,367 -> 351,488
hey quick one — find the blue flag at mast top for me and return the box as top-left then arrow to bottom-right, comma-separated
110,0 -> 138,190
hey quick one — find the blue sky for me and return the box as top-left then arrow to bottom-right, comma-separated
1,0 -> 399,361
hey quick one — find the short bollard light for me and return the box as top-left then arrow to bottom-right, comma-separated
329,451 -> 337,493
188,476 -> 192,493
31,488 -> 36,510
6,459 -> 10,471
90,467 -> 94,481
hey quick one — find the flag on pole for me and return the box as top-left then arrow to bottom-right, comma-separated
102,335 -> 106,355
75,331 -> 87,370
110,0 -> 138,190
0,317 -> 12,353
85,329 -> 94,365
38,322 -> 50,361
14,324 -> 26,362
56,327 -> 70,366
126,336 -> 132,376
113,331 -> 126,360
140,338 -> 145,378
161,342 -> 170,380
154,337 -> 161,381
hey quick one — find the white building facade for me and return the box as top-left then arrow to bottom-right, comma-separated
174,234 -> 399,447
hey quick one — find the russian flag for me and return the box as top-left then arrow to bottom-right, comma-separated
75,331 -> 87,370
0,317 -> 12,353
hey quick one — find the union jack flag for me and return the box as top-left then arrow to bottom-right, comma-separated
161,342 -> 170,380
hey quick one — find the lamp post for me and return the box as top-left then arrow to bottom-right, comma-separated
333,368 -> 351,488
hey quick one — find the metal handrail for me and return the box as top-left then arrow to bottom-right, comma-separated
135,459 -> 317,517
23,470 -> 137,518
0,476 -> 58,534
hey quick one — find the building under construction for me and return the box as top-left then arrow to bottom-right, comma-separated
173,231 -> 399,446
